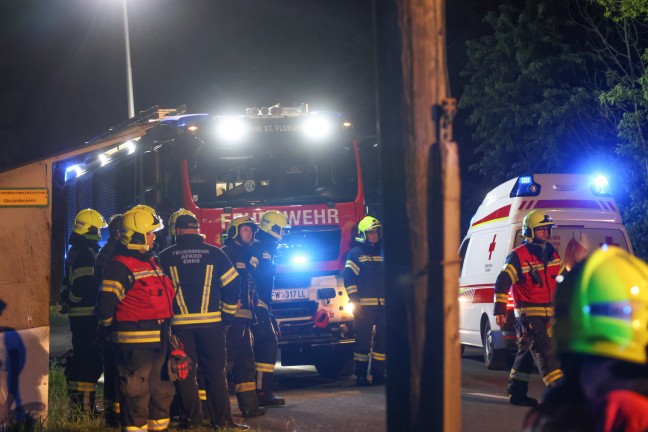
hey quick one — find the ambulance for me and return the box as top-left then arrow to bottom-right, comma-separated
458,174 -> 633,369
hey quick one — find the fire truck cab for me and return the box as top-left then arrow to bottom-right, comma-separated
458,174 -> 633,369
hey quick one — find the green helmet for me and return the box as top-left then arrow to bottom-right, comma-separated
554,246 -> 648,364
355,216 -> 382,243
73,209 -> 107,241
522,210 -> 555,241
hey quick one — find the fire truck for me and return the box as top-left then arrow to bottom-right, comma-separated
55,104 -> 378,377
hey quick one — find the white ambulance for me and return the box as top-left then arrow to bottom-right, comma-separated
459,174 -> 633,369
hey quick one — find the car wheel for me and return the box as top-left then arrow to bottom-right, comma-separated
482,320 -> 509,370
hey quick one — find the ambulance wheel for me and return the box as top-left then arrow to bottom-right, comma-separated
314,348 -> 354,378
482,321 -> 508,370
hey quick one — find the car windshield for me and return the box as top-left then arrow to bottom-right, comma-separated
188,140 -> 358,208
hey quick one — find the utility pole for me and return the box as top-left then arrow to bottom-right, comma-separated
375,0 -> 461,430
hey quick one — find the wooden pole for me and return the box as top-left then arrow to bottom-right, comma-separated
375,0 -> 460,430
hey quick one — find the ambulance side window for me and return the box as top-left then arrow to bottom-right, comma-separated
459,237 -> 470,277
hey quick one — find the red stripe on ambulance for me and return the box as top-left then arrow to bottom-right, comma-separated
471,204 -> 511,227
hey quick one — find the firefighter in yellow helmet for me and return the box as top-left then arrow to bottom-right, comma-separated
60,208 -> 107,414
250,210 -> 289,406
493,210 -> 563,406
95,208 -> 176,431
524,246 -> 648,431
158,209 -> 246,430
220,216 -> 266,418
344,216 -> 385,386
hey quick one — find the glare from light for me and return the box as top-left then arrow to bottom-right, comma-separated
187,124 -> 198,133
303,116 -> 332,140
65,164 -> 85,181
342,121 -> 352,129
120,140 -> 136,154
217,117 -> 247,141
344,301 -> 355,315
99,154 -> 110,166
292,254 -> 308,264
594,174 -> 609,189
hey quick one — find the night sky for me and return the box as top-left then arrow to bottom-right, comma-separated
1,0 -> 487,229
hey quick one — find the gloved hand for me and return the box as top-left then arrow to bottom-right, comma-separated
168,334 -> 192,381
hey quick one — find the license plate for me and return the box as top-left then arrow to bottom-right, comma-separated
272,288 -> 309,301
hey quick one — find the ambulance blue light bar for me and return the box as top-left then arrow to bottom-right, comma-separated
510,175 -> 541,197
590,174 -> 610,197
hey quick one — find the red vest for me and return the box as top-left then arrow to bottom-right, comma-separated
112,255 -> 175,322
512,244 -> 561,306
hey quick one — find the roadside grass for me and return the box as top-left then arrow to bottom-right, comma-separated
46,365 -> 259,431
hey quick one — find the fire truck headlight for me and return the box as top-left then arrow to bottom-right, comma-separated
344,301 -> 355,315
303,116 -> 332,140
217,117 -> 247,141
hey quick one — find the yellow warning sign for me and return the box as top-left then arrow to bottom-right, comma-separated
0,188 -> 49,208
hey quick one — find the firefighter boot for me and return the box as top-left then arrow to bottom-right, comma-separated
508,379 -> 538,407
257,390 -> 286,407
237,391 -> 266,418
355,363 -> 370,386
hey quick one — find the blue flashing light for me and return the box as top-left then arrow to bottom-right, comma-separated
292,254 -> 309,265
591,174 -> 610,196
65,164 -> 85,182
510,175 -> 541,198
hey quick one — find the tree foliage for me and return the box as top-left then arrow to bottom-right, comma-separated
460,0 -> 619,183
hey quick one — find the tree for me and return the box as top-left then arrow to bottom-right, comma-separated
459,0 -> 618,183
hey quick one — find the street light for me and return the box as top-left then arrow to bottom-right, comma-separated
121,0 -> 135,118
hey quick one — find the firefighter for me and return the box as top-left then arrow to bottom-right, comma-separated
493,210 -> 564,407
95,208 -> 176,431
158,209 -> 248,430
60,208 -> 107,413
249,210 -> 288,407
344,216 -> 386,386
94,213 -> 121,426
221,216 -> 266,418
523,246 -> 648,431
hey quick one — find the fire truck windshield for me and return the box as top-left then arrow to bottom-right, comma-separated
187,141 -> 358,208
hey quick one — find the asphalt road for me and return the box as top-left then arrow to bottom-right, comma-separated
50,328 -> 543,431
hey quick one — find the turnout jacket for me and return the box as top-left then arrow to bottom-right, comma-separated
494,241 -> 562,316
95,246 -> 175,348
222,240 -> 259,320
343,240 -> 385,306
249,230 -> 279,310
158,234 -> 240,327
61,233 -> 100,317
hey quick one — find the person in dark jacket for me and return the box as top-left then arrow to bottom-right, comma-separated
60,208 -> 107,413
159,209 -> 248,430
250,210 -> 288,407
523,246 -> 648,432
94,213 -> 121,426
344,216 -> 386,386
493,210 -> 563,406
221,216 -> 266,419
95,208 -> 176,431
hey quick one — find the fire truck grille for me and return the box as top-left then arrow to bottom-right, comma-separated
271,300 -> 318,320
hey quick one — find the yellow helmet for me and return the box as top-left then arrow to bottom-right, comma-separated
554,246 -> 648,364
259,210 -> 290,240
355,216 -> 382,243
226,216 -> 258,242
119,209 -> 164,251
130,204 -> 156,215
522,210 -> 555,241
73,209 -> 107,241
168,209 -> 199,237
